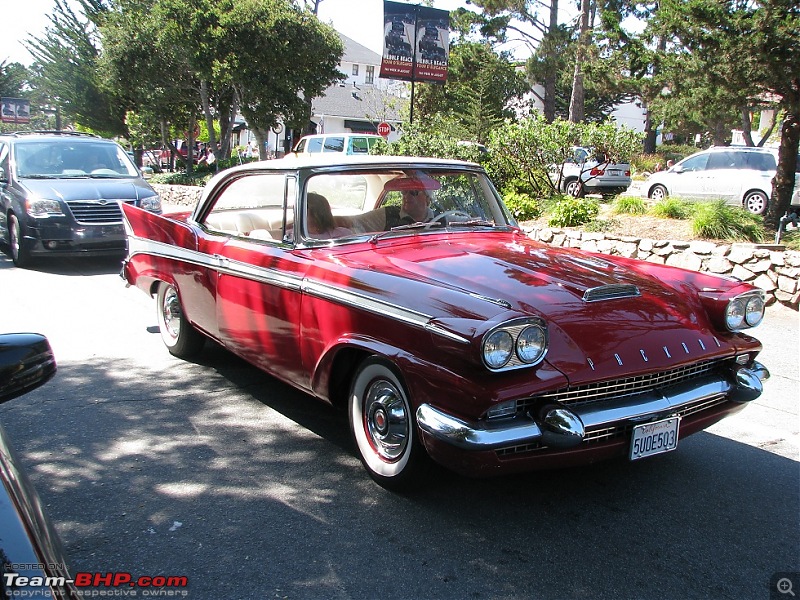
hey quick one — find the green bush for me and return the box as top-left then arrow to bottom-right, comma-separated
149,171 -> 211,186
547,196 -> 599,228
779,229 -> 800,250
691,201 -> 765,242
612,196 -> 647,215
650,197 -> 693,220
502,191 -> 543,221
584,218 -> 620,233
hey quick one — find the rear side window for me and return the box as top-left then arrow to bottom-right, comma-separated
741,152 -> 776,171
323,137 -> 345,153
350,137 -> 370,154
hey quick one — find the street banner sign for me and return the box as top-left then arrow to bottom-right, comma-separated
380,1 -> 449,84
1,97 -> 31,124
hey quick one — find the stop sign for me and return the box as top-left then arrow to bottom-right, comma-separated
377,122 -> 391,138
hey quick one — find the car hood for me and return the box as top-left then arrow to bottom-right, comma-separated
324,232 -> 740,381
19,177 -> 157,201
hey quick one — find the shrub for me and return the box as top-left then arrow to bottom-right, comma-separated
691,201 -> 765,242
612,196 -> 647,215
780,229 -> 800,250
503,191 -> 543,221
650,197 -> 693,220
149,171 -> 211,186
584,218 -> 620,233
547,195 -> 599,228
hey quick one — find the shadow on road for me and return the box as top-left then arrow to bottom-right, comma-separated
1,348 -> 797,599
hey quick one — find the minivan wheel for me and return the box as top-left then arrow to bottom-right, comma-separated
743,190 -> 768,215
8,213 -> 32,268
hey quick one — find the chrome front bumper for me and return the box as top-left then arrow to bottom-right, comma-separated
416,361 -> 770,451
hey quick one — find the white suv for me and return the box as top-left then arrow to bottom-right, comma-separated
555,147 -> 632,198
643,146 -> 798,215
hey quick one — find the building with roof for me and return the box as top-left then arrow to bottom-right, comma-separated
308,34 -> 406,140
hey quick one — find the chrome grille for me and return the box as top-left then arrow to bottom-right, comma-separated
517,358 -> 725,412
67,200 -> 125,224
495,395 -> 729,458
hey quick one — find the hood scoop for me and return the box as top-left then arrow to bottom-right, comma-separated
582,284 -> 641,303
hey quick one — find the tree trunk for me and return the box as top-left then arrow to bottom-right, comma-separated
740,106 -> 755,146
765,91 -> 800,231
543,0 -> 558,122
568,0 -> 590,123
199,80 -> 217,160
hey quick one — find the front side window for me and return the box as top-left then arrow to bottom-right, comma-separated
307,138 -> 324,153
680,153 -> 709,172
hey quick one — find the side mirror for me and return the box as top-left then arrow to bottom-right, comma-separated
0,166 -> 6,182
0,333 -> 57,404
672,164 -> 684,174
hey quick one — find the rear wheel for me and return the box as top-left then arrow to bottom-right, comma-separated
156,282 -> 205,358
348,357 -> 430,491
564,179 -> 585,198
8,213 -> 32,268
649,184 -> 668,202
743,190 -> 768,215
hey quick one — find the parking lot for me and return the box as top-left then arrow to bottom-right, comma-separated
0,253 -> 798,599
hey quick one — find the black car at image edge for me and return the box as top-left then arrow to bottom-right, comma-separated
0,131 -> 161,267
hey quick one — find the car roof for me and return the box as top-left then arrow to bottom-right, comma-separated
230,154 -> 480,172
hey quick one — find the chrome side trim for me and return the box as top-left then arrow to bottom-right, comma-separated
127,235 -> 469,344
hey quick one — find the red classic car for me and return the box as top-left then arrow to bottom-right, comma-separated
120,155 -> 769,490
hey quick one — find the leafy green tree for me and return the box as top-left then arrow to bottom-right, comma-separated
26,0 -> 127,136
485,115 -> 642,197
414,41 -> 528,143
652,0 -> 800,229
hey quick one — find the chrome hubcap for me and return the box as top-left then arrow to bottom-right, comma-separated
364,381 -> 409,462
161,287 -> 181,339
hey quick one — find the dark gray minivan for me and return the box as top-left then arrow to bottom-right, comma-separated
0,131 -> 161,267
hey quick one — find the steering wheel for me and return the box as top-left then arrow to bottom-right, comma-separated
431,210 -> 472,225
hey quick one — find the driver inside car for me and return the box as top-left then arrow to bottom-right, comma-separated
377,175 -> 441,230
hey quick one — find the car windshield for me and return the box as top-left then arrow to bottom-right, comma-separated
14,140 -> 140,179
302,167 -> 516,242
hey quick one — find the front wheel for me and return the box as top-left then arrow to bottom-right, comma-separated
348,358 -> 429,490
743,190 -> 769,215
8,213 -> 32,268
156,282 -> 205,358
649,184 -> 668,202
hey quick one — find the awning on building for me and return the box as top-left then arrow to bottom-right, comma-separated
344,119 -> 386,133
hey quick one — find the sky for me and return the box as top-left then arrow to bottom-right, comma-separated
0,0 -> 553,67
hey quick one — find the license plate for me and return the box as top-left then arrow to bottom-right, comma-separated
629,417 -> 680,460
608,169 -> 620,176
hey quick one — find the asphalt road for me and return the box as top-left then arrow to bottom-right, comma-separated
0,252 -> 798,600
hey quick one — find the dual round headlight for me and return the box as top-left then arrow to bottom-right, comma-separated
725,292 -> 765,331
483,320 -> 548,370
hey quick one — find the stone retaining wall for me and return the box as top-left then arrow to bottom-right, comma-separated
152,185 -> 799,309
527,227 -> 800,309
